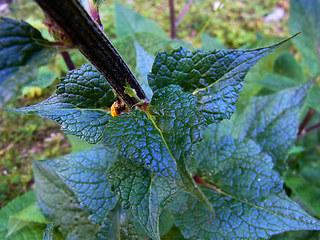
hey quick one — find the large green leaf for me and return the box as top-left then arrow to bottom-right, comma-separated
13,64 -> 114,143
115,1 -> 166,38
148,38 -> 293,124
43,145 -> 118,224
289,0 -> 320,77
172,136 -> 320,239
103,85 -> 211,239
211,83 -> 311,172
33,160 -> 97,239
0,17 -> 56,107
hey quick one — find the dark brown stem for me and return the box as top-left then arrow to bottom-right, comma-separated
298,121 -> 320,138
175,0 -> 193,26
35,0 -> 148,108
61,51 -> 75,71
169,0 -> 176,39
297,108 -> 316,138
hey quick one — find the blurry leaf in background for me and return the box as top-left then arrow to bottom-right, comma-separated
0,191 -> 51,240
67,135 -> 92,153
289,0 -> 320,77
134,41 -> 154,99
273,52 -> 306,83
21,67 -> 57,97
306,84 -> 320,112
285,152 -> 320,218
257,73 -> 300,92
201,32 -> 227,50
115,1 -> 166,38
0,17 -> 57,107
241,36 -> 290,97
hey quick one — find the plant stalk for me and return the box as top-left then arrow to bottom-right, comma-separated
61,51 -> 75,71
169,0 -> 176,39
175,0 -> 193,27
297,108 -> 316,138
35,0 -> 148,108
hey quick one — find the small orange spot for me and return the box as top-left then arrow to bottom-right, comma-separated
111,103 -> 118,117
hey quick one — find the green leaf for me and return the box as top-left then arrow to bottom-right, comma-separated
0,191 -> 48,240
201,32 -> 226,51
241,36 -> 290,97
148,37 -> 293,124
115,1 -> 166,38
44,145 -> 118,224
96,204 -> 139,240
173,136 -> 320,239
33,160 -> 97,239
212,83 -> 311,172
13,64 -> 114,143
7,203 -> 47,236
273,52 -> 306,83
285,152 -> 320,217
257,73 -> 299,92
114,32 -> 190,70
0,17 -> 52,83
289,0 -> 320,77
0,17 -> 56,107
107,160 -> 178,240
134,41 -> 154,99
103,86 -> 212,239
42,223 -> 54,240
22,67 -> 57,94
307,84 -> 320,112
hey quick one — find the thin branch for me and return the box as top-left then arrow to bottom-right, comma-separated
61,51 -> 75,71
298,121 -> 320,139
169,0 -> 176,39
175,0 -> 193,27
297,108 -> 316,137
35,0 -> 148,108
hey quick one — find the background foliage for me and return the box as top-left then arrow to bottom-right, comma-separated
0,0 -> 320,239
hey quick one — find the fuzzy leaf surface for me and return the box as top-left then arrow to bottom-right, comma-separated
289,0 -> 320,76
13,64 -> 114,143
148,39 -> 290,124
173,135 -> 320,239
44,145 -> 118,224
103,85 -> 211,239
212,83 -> 310,172
33,160 -> 97,239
